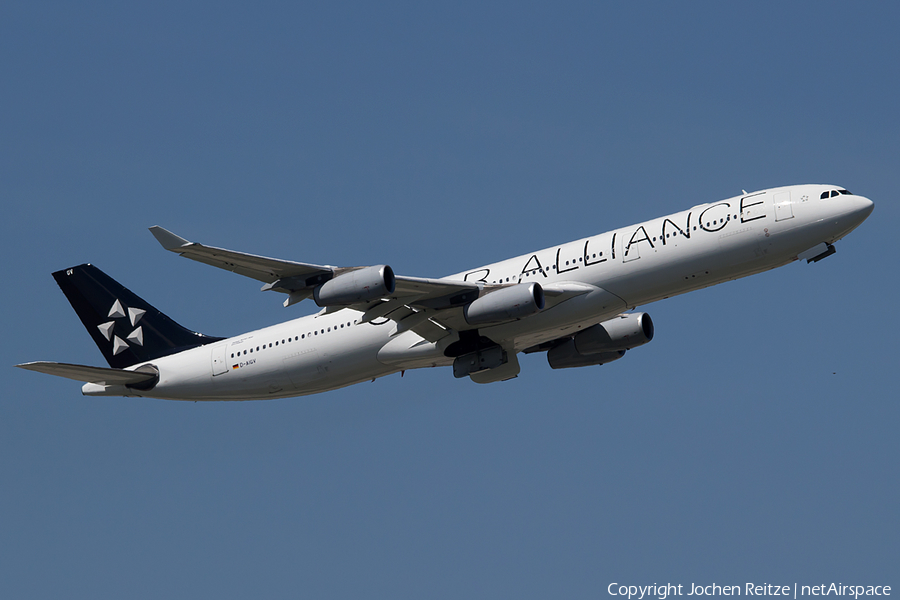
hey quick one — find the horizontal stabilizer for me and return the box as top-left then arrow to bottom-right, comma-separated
15,361 -> 157,385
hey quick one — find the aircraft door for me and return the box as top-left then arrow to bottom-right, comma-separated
211,342 -> 228,376
773,191 -> 794,221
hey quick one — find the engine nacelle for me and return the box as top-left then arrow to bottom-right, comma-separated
573,312 -> 654,355
463,283 -> 544,326
313,265 -> 395,307
547,338 -> 625,369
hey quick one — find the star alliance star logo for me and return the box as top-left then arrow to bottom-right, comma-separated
96,299 -> 145,355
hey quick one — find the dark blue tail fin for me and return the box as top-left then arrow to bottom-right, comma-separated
53,264 -> 222,369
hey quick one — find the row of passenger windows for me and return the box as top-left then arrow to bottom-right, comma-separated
821,189 -> 852,199
230,320 -> 358,358
489,215 -> 740,284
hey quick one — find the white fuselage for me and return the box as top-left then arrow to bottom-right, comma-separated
91,184 -> 873,400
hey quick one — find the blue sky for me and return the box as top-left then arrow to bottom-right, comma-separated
2,2 -> 897,598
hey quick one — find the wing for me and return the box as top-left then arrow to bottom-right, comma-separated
149,227 -> 594,344
149,226 -> 337,302
150,226 -> 485,341
16,361 -> 157,385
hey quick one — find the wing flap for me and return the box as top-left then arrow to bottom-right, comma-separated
391,276 -> 481,310
393,275 -> 480,299
16,361 -> 158,385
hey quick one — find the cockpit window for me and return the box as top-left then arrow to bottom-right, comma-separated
822,188 -> 853,199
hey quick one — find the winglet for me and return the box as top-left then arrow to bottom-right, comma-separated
149,226 -> 191,251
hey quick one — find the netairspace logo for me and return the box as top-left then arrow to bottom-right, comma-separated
608,584 -> 892,600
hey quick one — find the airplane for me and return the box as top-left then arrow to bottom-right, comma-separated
16,184 -> 873,401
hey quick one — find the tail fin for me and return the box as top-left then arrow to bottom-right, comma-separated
53,264 -> 222,369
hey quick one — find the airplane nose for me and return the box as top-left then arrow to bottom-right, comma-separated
829,194 -> 874,241
852,195 -> 875,223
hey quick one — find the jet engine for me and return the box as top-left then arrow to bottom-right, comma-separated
573,312 -> 653,354
313,265 -> 395,307
463,282 -> 544,325
547,339 -> 625,369
545,312 -> 654,370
